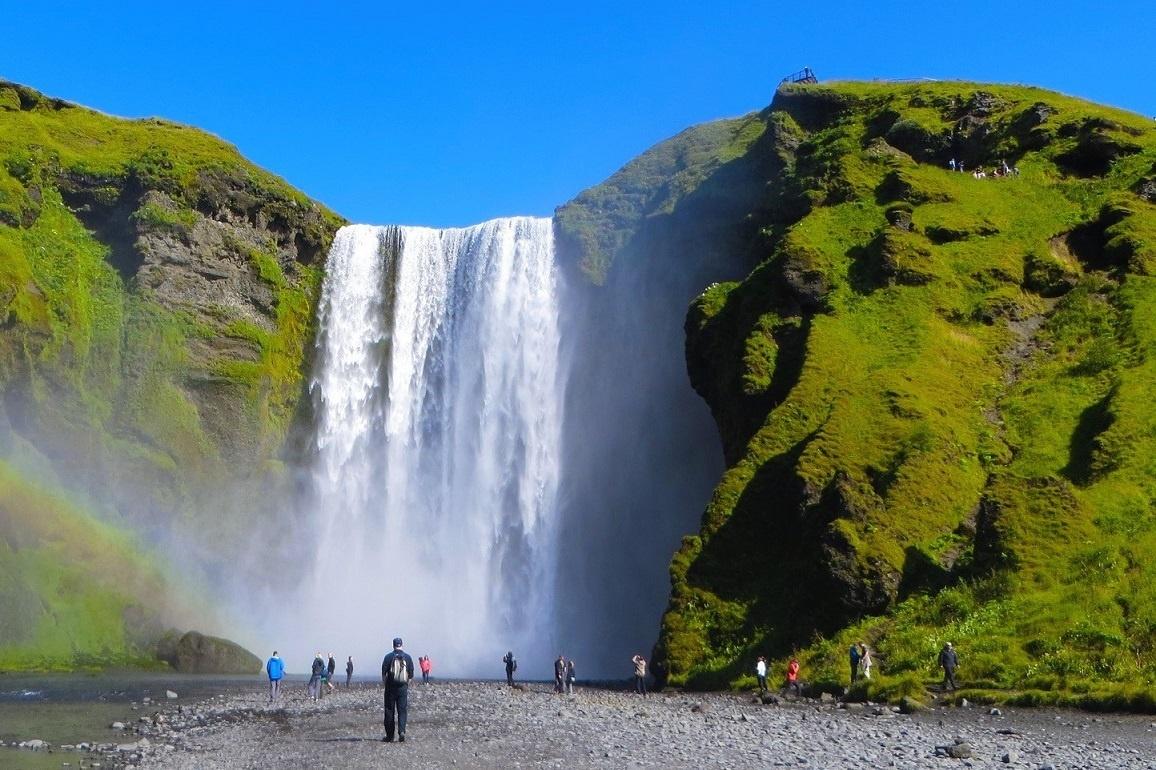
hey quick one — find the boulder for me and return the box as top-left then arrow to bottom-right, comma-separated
898,696 -> 928,714
946,742 -> 973,759
154,630 -> 261,674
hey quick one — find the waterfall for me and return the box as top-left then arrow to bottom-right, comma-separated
305,218 -> 563,675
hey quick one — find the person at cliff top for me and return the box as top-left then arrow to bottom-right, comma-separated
326,653 -> 336,691
503,651 -> 517,685
848,644 -> 860,685
565,658 -> 576,694
381,637 -> 415,743
939,642 -> 959,692
346,656 -> 354,688
420,655 -> 432,683
265,651 -> 284,702
554,654 -> 566,693
786,656 -> 801,696
308,652 -> 325,701
632,654 -> 648,696
755,656 -> 767,692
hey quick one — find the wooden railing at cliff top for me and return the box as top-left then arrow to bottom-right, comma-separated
780,67 -> 818,85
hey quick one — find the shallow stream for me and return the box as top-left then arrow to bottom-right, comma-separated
0,673 -> 300,769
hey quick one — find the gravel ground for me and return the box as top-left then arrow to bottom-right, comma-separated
91,682 -> 1156,769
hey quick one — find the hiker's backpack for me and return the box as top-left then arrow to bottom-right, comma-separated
390,654 -> 409,685
510,656 -> 517,672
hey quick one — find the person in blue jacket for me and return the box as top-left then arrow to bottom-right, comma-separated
266,651 -> 285,702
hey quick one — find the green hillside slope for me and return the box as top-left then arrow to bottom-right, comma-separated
0,81 -> 341,668
638,81 -> 1156,706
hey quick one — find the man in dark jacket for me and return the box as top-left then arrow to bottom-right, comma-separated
939,642 -> 959,691
848,644 -> 861,686
381,637 -> 415,742
503,651 -> 517,686
308,652 -> 325,701
346,656 -> 354,687
326,653 -> 337,691
554,655 -> 566,693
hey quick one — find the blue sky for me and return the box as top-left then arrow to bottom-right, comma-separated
4,1 -> 1154,227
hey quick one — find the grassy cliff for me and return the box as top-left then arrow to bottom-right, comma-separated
617,81 -> 1156,706
0,81 -> 342,669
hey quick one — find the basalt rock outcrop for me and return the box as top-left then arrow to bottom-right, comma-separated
154,630 -> 261,674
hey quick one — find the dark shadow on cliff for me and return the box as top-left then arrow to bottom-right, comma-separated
551,110 -> 795,677
1062,390 -> 1114,487
683,429 -> 849,663
897,545 -> 953,600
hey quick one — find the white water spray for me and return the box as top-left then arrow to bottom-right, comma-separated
304,218 -> 563,676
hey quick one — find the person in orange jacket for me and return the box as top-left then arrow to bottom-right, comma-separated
786,656 -> 802,696
419,655 -> 432,683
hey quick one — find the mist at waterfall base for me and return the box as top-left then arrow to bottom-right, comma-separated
265,217 -> 724,680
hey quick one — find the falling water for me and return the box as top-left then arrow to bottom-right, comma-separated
305,218 -> 563,676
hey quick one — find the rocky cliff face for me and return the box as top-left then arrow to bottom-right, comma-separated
622,82 -> 1156,703
0,80 -> 342,669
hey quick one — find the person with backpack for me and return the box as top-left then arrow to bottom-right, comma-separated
503,651 -> 517,685
266,650 -> 284,702
631,654 -> 648,696
326,653 -> 337,691
565,658 -> 576,694
420,655 -> 432,683
308,652 -> 325,701
346,656 -> 354,688
381,637 -> 414,743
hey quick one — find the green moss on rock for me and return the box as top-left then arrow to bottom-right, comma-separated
0,79 -> 344,670
648,81 -> 1156,703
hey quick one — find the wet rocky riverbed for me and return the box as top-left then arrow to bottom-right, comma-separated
6,678 -> 1156,769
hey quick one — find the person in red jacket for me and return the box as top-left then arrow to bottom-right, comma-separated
419,655 -> 432,683
786,657 -> 802,696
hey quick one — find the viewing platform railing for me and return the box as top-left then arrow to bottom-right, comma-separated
779,67 -> 818,85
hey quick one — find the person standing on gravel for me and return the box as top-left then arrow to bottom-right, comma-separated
346,656 -> 354,688
420,655 -> 432,683
786,656 -> 801,695
503,651 -> 517,685
326,653 -> 337,691
266,651 -> 284,702
554,654 -> 566,693
848,644 -> 861,686
939,642 -> 959,691
565,658 -> 576,694
381,637 -> 415,743
755,656 -> 767,692
632,654 -> 648,696
308,652 -> 325,701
